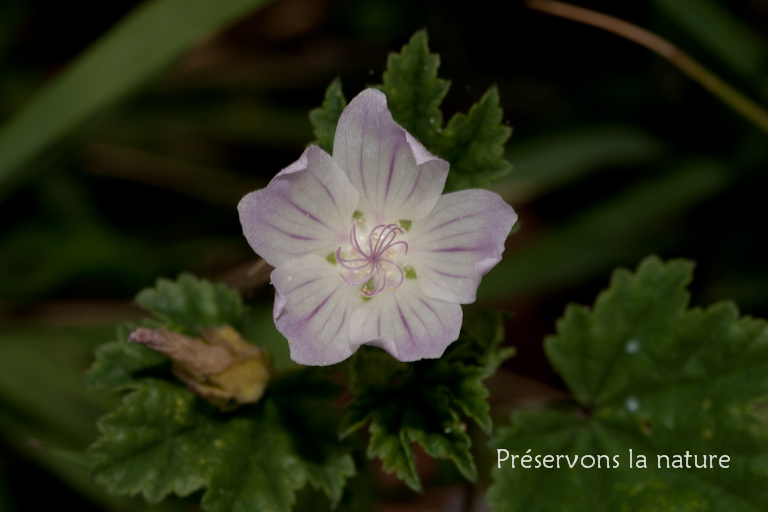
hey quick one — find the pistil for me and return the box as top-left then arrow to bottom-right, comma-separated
336,223 -> 409,296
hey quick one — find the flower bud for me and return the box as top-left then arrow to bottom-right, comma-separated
129,326 -> 271,410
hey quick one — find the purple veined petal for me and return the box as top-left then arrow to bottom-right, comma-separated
238,146 -> 360,268
349,280 -> 462,362
404,189 -> 517,304
271,254 -> 362,366
332,89 -> 449,224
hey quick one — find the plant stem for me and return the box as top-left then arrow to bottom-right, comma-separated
527,0 -> 768,137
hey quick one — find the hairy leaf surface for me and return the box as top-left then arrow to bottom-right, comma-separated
86,275 -> 355,512
312,31 -> 513,193
488,257 -> 768,511
342,312 -> 512,490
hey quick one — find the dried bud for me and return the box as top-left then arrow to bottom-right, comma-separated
129,326 -> 271,410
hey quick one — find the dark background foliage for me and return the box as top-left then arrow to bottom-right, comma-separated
1,0 -> 766,510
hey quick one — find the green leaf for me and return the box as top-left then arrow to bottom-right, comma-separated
301,453 -> 356,509
87,274 -> 355,511
341,312 -> 511,491
487,257 -> 768,512
135,273 -> 244,336
84,274 -> 249,398
377,31 -> 512,192
82,324 -> 167,393
89,379 -> 355,512
312,31 -> 512,191
379,30 -> 450,148
90,379 -> 227,502
309,80 -> 346,153
440,87 -> 513,192
269,368 -> 356,506
0,0 -> 276,199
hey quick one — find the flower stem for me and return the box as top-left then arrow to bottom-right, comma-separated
527,0 -> 768,137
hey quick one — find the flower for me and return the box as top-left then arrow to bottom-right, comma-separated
238,89 -> 517,366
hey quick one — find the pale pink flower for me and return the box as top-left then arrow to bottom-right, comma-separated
238,89 -> 517,365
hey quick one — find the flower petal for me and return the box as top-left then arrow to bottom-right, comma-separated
271,254 -> 362,366
404,189 -> 517,304
238,146 -> 359,267
349,281 -> 462,362
332,89 -> 449,224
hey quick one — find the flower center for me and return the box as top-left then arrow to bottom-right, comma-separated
335,223 -> 409,297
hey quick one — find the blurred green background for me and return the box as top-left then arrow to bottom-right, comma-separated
1,0 -> 767,510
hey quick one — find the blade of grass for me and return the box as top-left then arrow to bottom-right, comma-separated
653,0 -> 767,81
496,125 -> 664,204
0,0 -> 275,199
0,326 -> 116,446
0,464 -> 12,512
0,324 -> 191,510
80,143 -> 261,206
478,159 -> 727,302
0,409 -> 186,511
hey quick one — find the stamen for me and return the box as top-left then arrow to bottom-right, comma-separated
335,223 -> 409,297
381,258 -> 405,288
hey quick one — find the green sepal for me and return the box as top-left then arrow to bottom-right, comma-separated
487,256 -> 768,512
269,368 -> 356,506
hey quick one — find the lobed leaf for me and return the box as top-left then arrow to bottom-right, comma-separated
309,80 -> 347,154
653,0 -> 768,81
341,312 -> 512,490
90,378 -> 355,512
90,379 -> 224,502
135,273 -> 244,336
85,274 -> 246,395
487,256 -> 768,512
268,368 -> 356,507
312,31 -> 513,193
377,31 -> 512,192
0,0 -> 276,199
82,323 -> 167,393
379,30 -> 450,149
440,87 -> 512,192
86,275 -> 355,511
